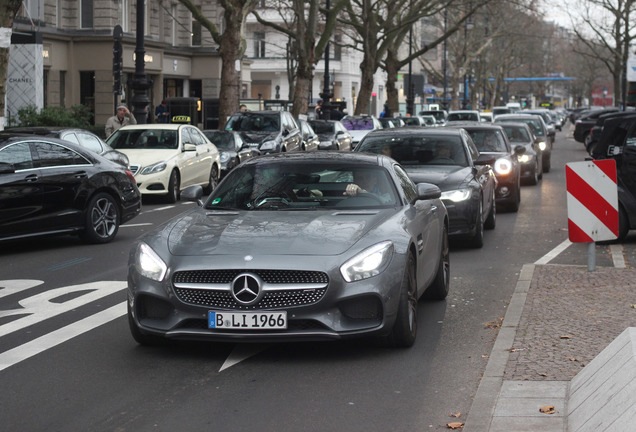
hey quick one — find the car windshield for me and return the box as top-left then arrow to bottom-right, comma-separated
342,118 -> 375,131
107,129 -> 178,150
466,130 -> 509,152
401,118 -> 421,126
204,131 -> 235,151
497,118 -> 544,136
207,161 -> 399,210
448,112 -> 478,122
308,121 -> 335,134
502,126 -> 531,143
420,111 -> 445,121
357,134 -> 468,167
225,113 -> 280,132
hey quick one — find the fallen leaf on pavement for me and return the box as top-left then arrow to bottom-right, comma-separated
630,304 -> 636,309
540,405 -> 556,414
568,358 -> 579,362
446,422 -> 464,429
449,412 -> 461,418
538,372 -> 548,377
560,335 -> 572,339
481,355 -> 489,358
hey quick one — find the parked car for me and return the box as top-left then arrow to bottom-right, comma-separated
0,133 -> 141,243
420,115 -> 437,126
587,112 -> 636,155
106,124 -> 221,203
447,123 -> 523,211
479,112 -> 493,123
8,126 -> 129,167
447,110 -> 481,123
419,110 -> 448,125
308,119 -> 352,151
341,115 -> 383,148
590,115 -> 636,240
225,110 -> 302,154
202,130 -> 259,177
127,152 -> 449,348
355,127 -> 497,247
297,119 -> 320,151
491,106 -> 511,118
395,115 -> 428,127
499,122 -> 543,185
379,118 -> 395,129
524,109 -> 558,138
573,108 -> 620,145
495,113 -> 552,172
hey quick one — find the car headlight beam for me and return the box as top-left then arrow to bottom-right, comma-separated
494,158 -> 513,175
340,241 -> 394,282
518,154 -> 531,163
136,243 -> 167,282
538,141 -> 547,151
440,188 -> 472,202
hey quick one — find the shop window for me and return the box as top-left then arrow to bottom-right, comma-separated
254,32 -> 266,58
81,0 -> 93,29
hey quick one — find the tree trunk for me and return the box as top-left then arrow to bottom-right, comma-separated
384,50 -> 400,115
355,55 -> 377,115
218,7 -> 245,129
0,0 -> 22,129
292,64 -> 312,118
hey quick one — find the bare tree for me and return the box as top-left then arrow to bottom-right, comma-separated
0,0 -> 23,130
569,0 -> 636,107
179,0 -> 259,129
252,0 -> 346,117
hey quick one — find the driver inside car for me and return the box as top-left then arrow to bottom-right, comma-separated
343,170 -> 392,204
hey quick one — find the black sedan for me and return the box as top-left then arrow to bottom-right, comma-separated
308,119 -> 352,151
7,126 -> 130,167
446,123 -> 523,211
495,114 -> 552,173
499,122 -> 543,185
0,133 -> 141,243
127,152 -> 449,348
203,130 -> 260,177
355,127 -> 496,248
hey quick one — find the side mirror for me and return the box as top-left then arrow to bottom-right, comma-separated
180,185 -> 204,206
414,182 -> 442,203
514,145 -> 526,155
183,143 -> 197,152
282,129 -> 290,137
475,154 -> 496,165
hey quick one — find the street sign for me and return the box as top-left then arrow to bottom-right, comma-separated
566,160 -> 618,243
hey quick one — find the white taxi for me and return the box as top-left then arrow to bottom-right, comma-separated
107,124 -> 221,202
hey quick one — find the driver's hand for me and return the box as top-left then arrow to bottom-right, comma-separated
344,184 -> 363,196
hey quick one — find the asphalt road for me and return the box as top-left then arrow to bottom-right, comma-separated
0,127 -> 592,431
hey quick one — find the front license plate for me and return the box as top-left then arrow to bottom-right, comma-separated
208,311 -> 287,329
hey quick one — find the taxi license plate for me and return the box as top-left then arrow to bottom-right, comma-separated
208,311 -> 287,329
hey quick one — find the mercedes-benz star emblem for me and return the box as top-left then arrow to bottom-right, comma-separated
231,273 -> 262,305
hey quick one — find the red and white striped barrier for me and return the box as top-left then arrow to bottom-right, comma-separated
566,160 -> 618,243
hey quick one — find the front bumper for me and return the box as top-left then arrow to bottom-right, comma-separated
127,252 -> 407,343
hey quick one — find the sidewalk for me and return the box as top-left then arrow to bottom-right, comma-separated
463,243 -> 636,431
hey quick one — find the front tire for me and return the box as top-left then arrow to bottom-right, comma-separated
167,170 -> 180,203
470,200 -> 484,248
386,253 -> 418,348
79,192 -> 120,244
484,188 -> 496,229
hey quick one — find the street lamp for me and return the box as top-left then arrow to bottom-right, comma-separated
406,1 -> 414,116
442,10 -> 448,111
131,0 -> 151,124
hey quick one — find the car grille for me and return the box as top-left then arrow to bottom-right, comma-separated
173,269 -> 329,310
129,163 -> 141,176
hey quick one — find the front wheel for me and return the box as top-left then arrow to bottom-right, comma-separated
484,188 -> 496,229
470,200 -> 484,248
386,253 -> 418,348
166,170 -> 180,203
425,225 -> 450,300
79,192 -> 120,244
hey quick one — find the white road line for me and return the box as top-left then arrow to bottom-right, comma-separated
120,223 -> 153,228
220,344 -> 269,372
0,302 -> 126,373
535,239 -> 572,265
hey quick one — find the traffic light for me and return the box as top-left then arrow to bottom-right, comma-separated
113,39 -> 122,95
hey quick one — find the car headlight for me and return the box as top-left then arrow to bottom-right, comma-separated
494,158 -> 513,175
440,188 -> 472,202
260,140 -> 277,151
340,241 -> 394,282
140,161 -> 167,175
219,152 -> 230,163
135,243 -> 167,282
518,154 -> 531,163
538,141 -> 547,151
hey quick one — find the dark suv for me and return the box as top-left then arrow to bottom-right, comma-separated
591,115 -> 636,240
224,110 -> 302,154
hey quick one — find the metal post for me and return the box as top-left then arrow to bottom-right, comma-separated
406,15 -> 414,116
442,10 -> 448,111
319,0 -> 332,120
131,0 -> 151,124
587,242 -> 596,272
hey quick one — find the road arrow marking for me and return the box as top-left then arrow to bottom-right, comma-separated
220,344 -> 269,371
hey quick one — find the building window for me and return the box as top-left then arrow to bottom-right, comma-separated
43,69 -> 48,107
192,20 -> 201,46
164,79 -> 184,98
80,0 -> 93,29
332,34 -> 341,61
254,32 -> 266,58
